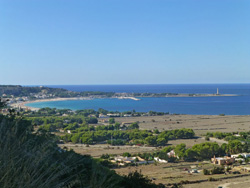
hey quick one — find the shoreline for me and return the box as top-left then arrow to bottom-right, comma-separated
10,97 -> 92,111
115,96 -> 141,101
9,93 -> 239,111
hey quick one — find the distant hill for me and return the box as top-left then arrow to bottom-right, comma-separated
0,85 -> 115,98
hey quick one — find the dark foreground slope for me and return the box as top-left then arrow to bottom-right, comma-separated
0,113 -> 164,188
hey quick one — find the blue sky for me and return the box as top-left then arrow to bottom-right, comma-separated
0,0 -> 249,85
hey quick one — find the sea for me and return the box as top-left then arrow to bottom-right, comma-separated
26,84 -> 250,115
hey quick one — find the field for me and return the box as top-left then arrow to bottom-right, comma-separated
114,114 -> 250,136
60,114 -> 250,157
185,176 -> 250,188
59,143 -> 158,157
59,136 -> 225,158
115,162 -> 250,188
61,114 -> 250,187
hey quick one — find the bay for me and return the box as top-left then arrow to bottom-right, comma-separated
26,84 -> 250,115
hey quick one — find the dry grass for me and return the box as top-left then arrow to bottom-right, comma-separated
113,115 -> 250,136
115,162 -> 250,187
59,143 -> 158,157
184,176 -> 250,188
63,115 -> 250,187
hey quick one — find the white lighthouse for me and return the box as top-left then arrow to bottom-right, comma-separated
217,88 -> 219,95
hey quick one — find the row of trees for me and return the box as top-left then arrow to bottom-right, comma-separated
27,114 -> 99,132
24,107 -> 170,118
206,131 -> 250,142
174,140 -> 247,161
62,128 -> 195,146
111,139 -> 248,163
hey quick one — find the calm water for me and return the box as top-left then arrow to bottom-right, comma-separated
27,84 -> 250,115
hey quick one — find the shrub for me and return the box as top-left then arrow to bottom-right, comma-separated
203,169 -> 210,175
208,177 -> 217,181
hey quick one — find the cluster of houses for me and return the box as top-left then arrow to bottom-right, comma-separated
99,113 -> 134,118
211,156 -> 235,165
111,156 -> 154,166
98,112 -> 157,118
111,150 -> 177,166
211,153 -> 250,165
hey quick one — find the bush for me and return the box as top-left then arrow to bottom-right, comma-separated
203,169 -> 210,175
123,152 -> 132,157
100,153 -> 110,159
210,166 -> 224,175
109,118 -> 115,124
208,177 -> 217,181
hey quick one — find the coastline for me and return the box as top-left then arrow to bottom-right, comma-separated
9,93 -> 239,111
10,97 -> 92,111
116,96 -> 141,101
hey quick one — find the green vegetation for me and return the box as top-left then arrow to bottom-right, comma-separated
206,131 -> 250,142
0,112 -> 165,187
203,166 -> 225,175
21,107 -> 168,118
0,85 -> 114,98
0,114 -> 122,187
61,127 -> 194,146
206,131 -> 250,154
1,85 -> 213,100
176,140 -> 249,161
18,108 -> 195,146
121,140 -> 250,163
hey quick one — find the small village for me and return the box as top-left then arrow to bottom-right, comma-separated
107,150 -> 250,177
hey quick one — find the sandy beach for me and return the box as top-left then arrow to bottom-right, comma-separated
10,96 -> 142,111
116,96 -> 141,100
9,97 -> 92,111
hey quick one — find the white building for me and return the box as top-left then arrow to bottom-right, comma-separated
154,157 -> 168,163
231,153 -> 250,158
167,150 -> 178,158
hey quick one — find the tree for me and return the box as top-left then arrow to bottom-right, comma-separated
114,122 -> 120,130
184,148 -> 198,161
192,142 -> 220,160
109,118 -> 115,124
210,166 -> 224,174
86,117 -> 98,124
154,129 -> 160,134
161,146 -> 175,153
128,122 -> 139,129
71,134 -> 80,143
203,169 -> 210,175
145,136 -> 157,146
220,143 -> 228,155
156,137 -> 167,146
228,140 -> 243,154
123,152 -> 131,157
174,144 -> 186,159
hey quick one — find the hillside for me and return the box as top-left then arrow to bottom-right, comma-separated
0,85 -> 114,98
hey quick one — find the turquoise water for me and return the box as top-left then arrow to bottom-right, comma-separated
27,96 -> 250,115
26,84 -> 250,115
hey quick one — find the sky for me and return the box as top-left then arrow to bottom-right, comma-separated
0,0 -> 249,85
